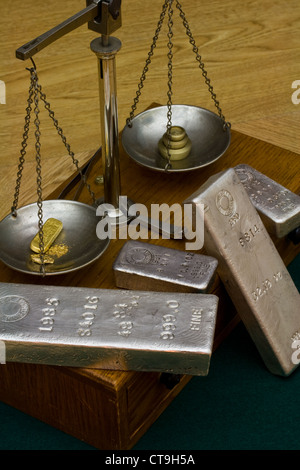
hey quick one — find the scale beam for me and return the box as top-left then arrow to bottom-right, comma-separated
16,2 -> 99,60
15,0 -> 122,61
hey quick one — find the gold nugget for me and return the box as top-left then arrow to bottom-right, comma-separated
31,254 -> 55,265
30,218 -> 63,253
47,243 -> 69,259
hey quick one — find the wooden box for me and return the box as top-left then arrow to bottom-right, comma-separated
0,129 -> 299,449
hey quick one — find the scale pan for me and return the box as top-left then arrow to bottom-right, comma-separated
122,105 -> 230,172
0,200 -> 109,276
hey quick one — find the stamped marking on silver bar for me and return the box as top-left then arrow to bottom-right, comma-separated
0,295 -> 30,322
113,241 -> 218,293
235,164 -> 300,237
185,168 -> 300,376
0,282 -> 218,375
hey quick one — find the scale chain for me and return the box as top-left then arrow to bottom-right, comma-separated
126,0 -> 169,127
175,0 -> 230,130
126,0 -> 230,135
11,74 -> 35,216
32,67 -> 46,273
165,0 -> 174,171
11,64 -> 46,274
12,62 -> 97,213
11,60 -> 97,275
37,86 -> 96,204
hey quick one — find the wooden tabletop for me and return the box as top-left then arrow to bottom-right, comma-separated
0,0 -> 299,221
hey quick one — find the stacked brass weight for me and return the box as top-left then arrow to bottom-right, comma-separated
158,126 -> 192,161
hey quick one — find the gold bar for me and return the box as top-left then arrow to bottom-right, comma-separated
30,218 -> 63,253
185,168 -> 300,376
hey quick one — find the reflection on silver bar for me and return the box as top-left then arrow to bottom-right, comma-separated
113,241 -> 218,293
185,168 -> 300,376
0,282 -> 218,376
235,164 -> 300,238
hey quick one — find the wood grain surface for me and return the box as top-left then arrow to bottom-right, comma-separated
0,1 -> 299,449
0,0 -> 299,220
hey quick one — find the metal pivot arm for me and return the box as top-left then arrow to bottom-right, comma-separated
86,0 -> 121,36
16,0 -> 122,60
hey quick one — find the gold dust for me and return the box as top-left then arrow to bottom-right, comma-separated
47,243 -> 69,259
31,243 -> 69,265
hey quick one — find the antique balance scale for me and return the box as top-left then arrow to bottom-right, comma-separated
0,0 -> 230,276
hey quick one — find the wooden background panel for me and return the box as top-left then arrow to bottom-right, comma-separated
0,0 -> 299,221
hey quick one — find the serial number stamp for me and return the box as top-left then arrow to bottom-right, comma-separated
239,224 -> 261,247
251,271 -> 283,302
113,296 -> 140,338
39,297 -> 59,332
77,296 -> 100,337
160,300 -> 179,340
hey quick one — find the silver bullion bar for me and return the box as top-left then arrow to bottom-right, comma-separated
235,164 -> 300,238
184,168 -> 300,376
0,282 -> 218,375
113,241 -> 218,293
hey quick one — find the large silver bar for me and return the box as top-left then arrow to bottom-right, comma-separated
113,241 -> 218,293
0,282 -> 218,375
185,168 -> 300,376
235,164 -> 300,238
